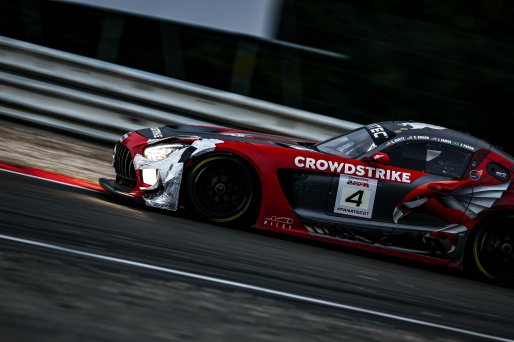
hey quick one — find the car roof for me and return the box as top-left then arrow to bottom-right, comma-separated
377,121 -> 493,153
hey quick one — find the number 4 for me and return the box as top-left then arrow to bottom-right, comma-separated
346,190 -> 364,207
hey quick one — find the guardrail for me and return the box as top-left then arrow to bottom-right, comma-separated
0,36 -> 361,142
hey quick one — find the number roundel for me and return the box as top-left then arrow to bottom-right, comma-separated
334,175 -> 377,219
345,189 -> 365,207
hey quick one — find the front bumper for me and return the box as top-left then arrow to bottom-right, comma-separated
99,177 -> 145,203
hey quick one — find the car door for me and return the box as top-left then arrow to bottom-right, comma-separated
364,141 -> 472,227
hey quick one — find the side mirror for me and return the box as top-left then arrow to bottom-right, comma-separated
364,152 -> 390,166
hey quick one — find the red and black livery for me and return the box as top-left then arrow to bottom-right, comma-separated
100,122 -> 514,280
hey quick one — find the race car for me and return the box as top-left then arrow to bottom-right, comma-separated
100,121 -> 514,280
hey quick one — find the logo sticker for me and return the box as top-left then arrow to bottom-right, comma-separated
399,122 -> 445,130
469,170 -> 483,181
334,175 -> 378,219
150,127 -> 163,138
220,133 -> 250,137
264,216 -> 293,229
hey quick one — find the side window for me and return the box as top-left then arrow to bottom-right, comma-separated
385,142 -> 470,178
385,142 -> 428,172
425,144 -> 470,178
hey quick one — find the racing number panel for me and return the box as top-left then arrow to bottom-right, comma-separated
277,168 -> 445,227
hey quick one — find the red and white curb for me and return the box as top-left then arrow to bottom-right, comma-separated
0,162 -> 105,192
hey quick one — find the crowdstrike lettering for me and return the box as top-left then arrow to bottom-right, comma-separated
294,156 -> 411,183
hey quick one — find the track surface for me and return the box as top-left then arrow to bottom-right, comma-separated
1,169 -> 513,341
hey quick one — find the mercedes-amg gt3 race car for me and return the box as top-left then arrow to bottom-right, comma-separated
100,122 -> 514,280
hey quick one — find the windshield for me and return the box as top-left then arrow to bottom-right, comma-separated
316,128 -> 377,158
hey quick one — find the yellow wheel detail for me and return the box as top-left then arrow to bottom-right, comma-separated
187,155 -> 256,224
473,236 -> 495,279
471,216 -> 514,280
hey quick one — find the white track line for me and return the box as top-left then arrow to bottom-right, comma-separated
0,233 -> 512,342
0,167 -> 100,192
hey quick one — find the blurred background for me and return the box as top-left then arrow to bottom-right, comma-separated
1,3 -> 514,341
1,0 -> 513,152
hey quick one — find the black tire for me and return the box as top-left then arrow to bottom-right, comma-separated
186,155 -> 258,224
469,215 -> 514,280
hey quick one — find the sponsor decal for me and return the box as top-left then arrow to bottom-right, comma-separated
399,122 -> 445,130
427,137 -> 475,151
486,162 -> 510,182
294,156 -> 411,183
406,135 -> 430,140
150,127 -> 163,138
385,137 -> 405,147
367,123 -> 389,139
334,175 -> 378,219
264,216 -> 293,229
469,169 -> 483,181
430,137 -> 452,145
496,171 -> 508,180
389,137 -> 405,144
449,141 -> 475,151
220,132 -> 250,137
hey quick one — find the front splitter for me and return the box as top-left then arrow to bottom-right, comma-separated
99,178 -> 145,203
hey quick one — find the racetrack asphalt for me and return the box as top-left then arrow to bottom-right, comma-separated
1,169 -> 513,342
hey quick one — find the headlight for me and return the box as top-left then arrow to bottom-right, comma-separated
143,143 -> 185,161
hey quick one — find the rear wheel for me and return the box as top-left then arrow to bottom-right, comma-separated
186,155 -> 257,223
471,215 -> 514,280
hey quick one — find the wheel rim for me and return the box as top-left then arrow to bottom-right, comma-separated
191,158 -> 253,222
474,220 -> 514,279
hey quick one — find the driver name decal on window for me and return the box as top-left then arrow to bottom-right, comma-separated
294,156 -> 412,183
334,175 -> 377,219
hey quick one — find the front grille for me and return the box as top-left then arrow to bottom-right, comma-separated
114,142 -> 137,188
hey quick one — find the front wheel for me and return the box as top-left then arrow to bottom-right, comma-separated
470,215 -> 514,281
186,155 -> 258,224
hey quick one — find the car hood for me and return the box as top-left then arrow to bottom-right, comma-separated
136,125 -> 316,149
